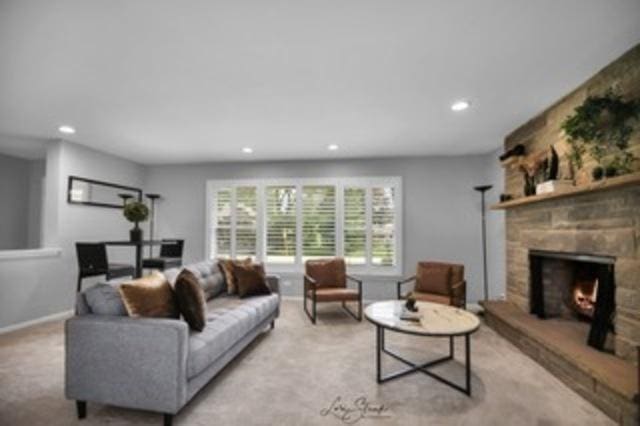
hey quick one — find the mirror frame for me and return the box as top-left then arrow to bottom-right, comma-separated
67,175 -> 142,208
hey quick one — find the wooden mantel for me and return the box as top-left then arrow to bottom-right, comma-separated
491,172 -> 640,210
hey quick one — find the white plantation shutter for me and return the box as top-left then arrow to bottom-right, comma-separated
235,186 -> 257,259
207,177 -> 401,273
371,187 -> 395,266
214,188 -> 232,258
266,186 -> 297,263
302,186 -> 336,260
343,187 -> 366,265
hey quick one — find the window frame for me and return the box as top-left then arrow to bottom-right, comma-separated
205,177 -> 402,276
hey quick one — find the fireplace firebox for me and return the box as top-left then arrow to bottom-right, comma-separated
529,250 -> 615,351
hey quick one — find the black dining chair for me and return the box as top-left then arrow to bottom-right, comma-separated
142,239 -> 184,271
75,243 -> 135,293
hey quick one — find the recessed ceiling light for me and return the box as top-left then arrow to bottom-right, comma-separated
328,144 -> 339,151
451,100 -> 470,111
58,125 -> 76,134
242,147 -> 253,154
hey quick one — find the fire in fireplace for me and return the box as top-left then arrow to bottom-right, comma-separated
529,250 -> 615,351
572,277 -> 597,318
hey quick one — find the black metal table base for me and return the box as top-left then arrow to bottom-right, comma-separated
375,326 -> 472,396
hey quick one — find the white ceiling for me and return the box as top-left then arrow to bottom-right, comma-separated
1,1 -> 639,164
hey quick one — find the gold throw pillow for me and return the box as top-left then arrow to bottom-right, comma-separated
174,269 -> 207,331
233,263 -> 271,298
219,258 -> 252,294
118,272 -> 179,318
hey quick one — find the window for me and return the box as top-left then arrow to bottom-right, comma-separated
213,187 -> 232,258
207,177 -> 401,275
235,186 -> 257,259
211,186 -> 257,260
266,186 -> 296,263
343,187 -> 366,265
371,187 -> 395,266
302,186 -> 336,260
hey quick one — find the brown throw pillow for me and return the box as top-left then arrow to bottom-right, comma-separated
219,258 -> 252,294
174,269 -> 207,331
118,272 -> 179,318
233,263 -> 271,298
416,263 -> 452,295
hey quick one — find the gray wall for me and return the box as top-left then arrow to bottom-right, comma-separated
145,154 -> 503,303
0,141 -> 145,328
483,149 -> 506,300
0,153 -> 44,250
1,142 -> 507,329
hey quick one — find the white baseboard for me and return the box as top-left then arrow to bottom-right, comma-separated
466,303 -> 484,314
0,309 -> 74,335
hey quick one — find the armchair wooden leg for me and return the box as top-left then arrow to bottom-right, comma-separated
312,294 -> 316,324
342,300 -> 362,322
76,401 -> 86,419
303,293 -> 316,324
163,414 -> 173,426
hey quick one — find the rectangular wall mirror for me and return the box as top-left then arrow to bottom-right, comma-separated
67,176 -> 142,208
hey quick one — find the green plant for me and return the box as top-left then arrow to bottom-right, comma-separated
123,201 -> 149,224
561,89 -> 640,174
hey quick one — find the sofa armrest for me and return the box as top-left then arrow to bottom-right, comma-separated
266,274 -> 280,294
65,315 -> 189,414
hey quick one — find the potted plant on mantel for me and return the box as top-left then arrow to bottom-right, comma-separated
562,88 -> 640,184
123,200 -> 149,242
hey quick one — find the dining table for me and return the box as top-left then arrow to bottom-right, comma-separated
103,240 -> 165,278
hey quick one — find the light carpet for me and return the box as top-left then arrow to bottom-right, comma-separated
0,299 -> 613,425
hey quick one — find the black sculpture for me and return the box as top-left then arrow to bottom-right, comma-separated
499,144 -> 525,162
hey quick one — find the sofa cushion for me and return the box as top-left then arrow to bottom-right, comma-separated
84,283 -> 127,316
187,294 -> 279,379
175,269 -> 207,331
185,261 -> 226,300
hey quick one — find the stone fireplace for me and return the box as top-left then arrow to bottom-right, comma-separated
529,250 -> 616,351
483,44 -> 640,424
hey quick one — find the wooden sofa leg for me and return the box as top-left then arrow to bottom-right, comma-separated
270,320 -> 275,330
164,413 -> 173,426
76,401 -> 86,419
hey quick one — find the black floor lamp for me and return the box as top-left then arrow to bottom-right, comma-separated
474,185 -> 492,302
145,194 -> 161,257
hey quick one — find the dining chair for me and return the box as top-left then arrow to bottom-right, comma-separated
142,239 -> 184,271
75,243 -> 135,293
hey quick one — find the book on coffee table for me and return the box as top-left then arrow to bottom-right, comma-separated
400,308 -> 421,322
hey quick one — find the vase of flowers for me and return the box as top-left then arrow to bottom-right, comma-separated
123,201 -> 149,242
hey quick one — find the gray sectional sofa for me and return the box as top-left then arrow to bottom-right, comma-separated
65,260 -> 280,426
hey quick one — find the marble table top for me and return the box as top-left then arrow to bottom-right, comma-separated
364,300 -> 480,336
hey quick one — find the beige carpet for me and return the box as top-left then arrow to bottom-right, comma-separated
0,299 -> 613,425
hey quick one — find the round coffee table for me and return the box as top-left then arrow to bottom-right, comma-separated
364,300 -> 480,395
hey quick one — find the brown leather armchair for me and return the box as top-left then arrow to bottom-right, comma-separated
397,261 -> 466,309
304,258 -> 362,324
